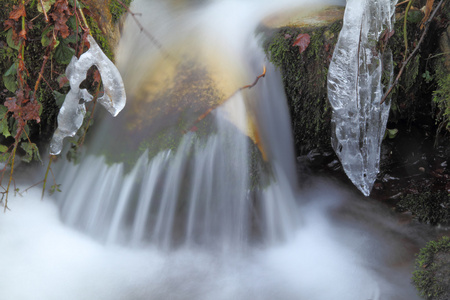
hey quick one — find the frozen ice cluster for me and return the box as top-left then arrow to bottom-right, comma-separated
327,0 -> 397,196
50,35 -> 126,155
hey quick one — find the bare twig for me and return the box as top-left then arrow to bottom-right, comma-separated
22,179 -> 44,194
396,0 -> 411,6
33,53 -> 51,100
183,66 -> 267,133
116,0 -> 171,58
38,0 -> 49,22
381,0 -> 446,104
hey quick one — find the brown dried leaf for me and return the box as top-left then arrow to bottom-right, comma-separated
293,33 -> 311,54
8,4 -> 26,21
420,0 -> 434,29
22,101 -> 41,123
4,97 -> 19,114
50,0 -> 73,38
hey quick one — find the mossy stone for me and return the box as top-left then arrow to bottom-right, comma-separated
413,236 -> 450,300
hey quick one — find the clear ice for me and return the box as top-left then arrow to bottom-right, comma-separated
327,0 -> 397,196
50,35 -> 126,155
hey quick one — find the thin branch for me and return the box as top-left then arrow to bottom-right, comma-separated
183,66 -> 267,133
38,0 -> 49,22
396,0 -> 411,6
23,179 -> 44,194
33,53 -> 50,101
380,0 -> 445,104
116,0 -> 171,58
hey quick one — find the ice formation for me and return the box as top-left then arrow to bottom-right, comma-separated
50,35 -> 126,155
327,0 -> 397,196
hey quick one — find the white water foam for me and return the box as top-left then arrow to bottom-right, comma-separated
0,185 -> 423,300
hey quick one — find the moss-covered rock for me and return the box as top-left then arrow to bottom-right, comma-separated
412,236 -> 450,300
261,6 -> 344,155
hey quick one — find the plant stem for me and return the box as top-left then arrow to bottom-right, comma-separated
41,155 -> 54,200
403,0 -> 413,60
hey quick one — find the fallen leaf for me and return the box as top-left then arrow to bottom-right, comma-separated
293,33 -> 310,54
8,4 -> 26,21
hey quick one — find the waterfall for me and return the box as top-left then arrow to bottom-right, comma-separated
327,0 -> 397,196
0,1 -> 427,299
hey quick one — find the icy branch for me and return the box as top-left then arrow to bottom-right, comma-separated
327,0 -> 397,196
50,35 -> 126,155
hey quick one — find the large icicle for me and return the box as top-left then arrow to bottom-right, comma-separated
327,0 -> 397,196
50,35 -> 126,155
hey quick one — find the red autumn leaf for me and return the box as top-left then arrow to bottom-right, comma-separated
293,33 -> 310,54
22,101 -> 41,123
8,4 -> 26,21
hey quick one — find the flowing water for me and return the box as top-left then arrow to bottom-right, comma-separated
0,0 -> 433,299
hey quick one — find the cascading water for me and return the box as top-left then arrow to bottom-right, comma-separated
0,1 -> 431,299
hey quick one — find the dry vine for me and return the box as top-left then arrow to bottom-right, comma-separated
381,0 -> 446,104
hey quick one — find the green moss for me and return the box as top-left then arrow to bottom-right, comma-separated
109,0 -> 132,23
412,236 -> 450,300
87,15 -> 114,61
397,191 -> 450,225
433,60 -> 450,131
